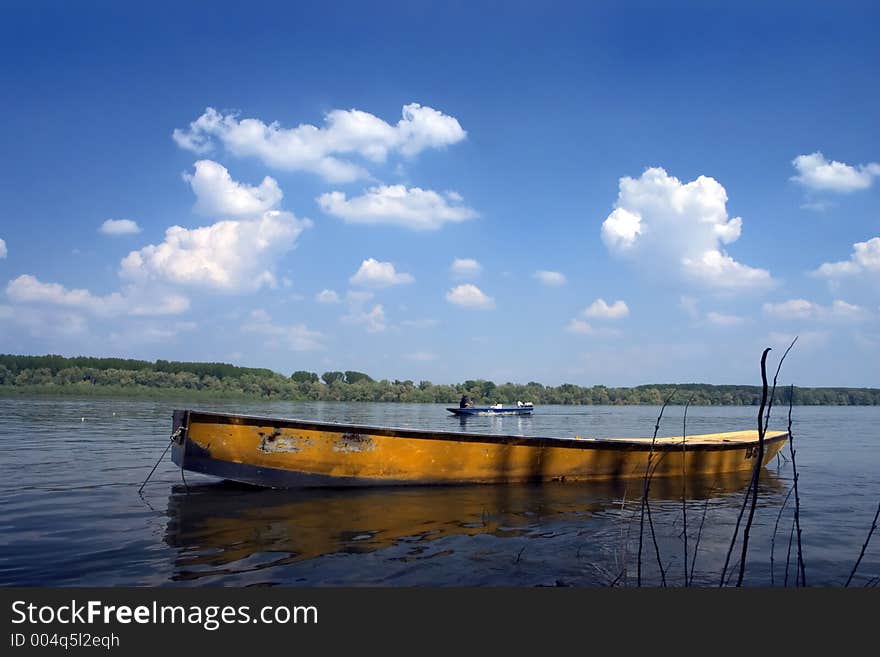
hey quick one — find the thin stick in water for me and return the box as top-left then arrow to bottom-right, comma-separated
845,500 -> 880,587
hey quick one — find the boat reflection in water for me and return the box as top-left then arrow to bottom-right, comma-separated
163,470 -> 784,584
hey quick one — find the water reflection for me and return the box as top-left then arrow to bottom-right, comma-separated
453,413 -> 533,433
163,470 -> 784,582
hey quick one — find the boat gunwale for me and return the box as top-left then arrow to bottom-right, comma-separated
177,408 -> 789,453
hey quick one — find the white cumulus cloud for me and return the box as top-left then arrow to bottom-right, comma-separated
119,210 -> 312,292
6,275 -> 126,316
762,298 -> 868,321
343,303 -> 387,333
0,238 -> 6,258
813,236 -> 880,279
705,311 -> 746,327
100,219 -> 142,236
315,289 -> 341,304
173,103 -> 466,183
600,167 -> 772,291
5,275 -> 189,318
445,283 -> 494,309
243,309 -> 324,351
349,258 -> 414,288
184,159 -> 282,217
533,270 -> 566,286
318,185 -> 477,230
450,257 -> 482,279
583,298 -> 629,320
791,152 -> 880,193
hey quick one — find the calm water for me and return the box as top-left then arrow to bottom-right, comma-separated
0,397 -> 877,587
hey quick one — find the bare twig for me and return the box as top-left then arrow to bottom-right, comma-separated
689,495 -> 711,586
681,398 -> 692,586
637,391 -> 674,586
787,385 -> 806,586
845,500 -> 880,587
770,486 -> 795,586
763,338 -> 798,434
736,347 -> 775,586
784,516 -> 795,587
720,347 -> 771,587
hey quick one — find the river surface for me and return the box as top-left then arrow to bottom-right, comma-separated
0,397 -> 877,587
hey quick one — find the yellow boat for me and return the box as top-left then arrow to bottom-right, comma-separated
169,409 -> 788,488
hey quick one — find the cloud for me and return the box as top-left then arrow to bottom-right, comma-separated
533,270 -> 566,286
565,319 -> 621,337
184,159 -> 282,217
450,257 -> 482,279
315,289 -> 341,304
6,274 -> 190,318
100,219 -> 141,236
173,103 -> 466,183
813,236 -> 880,279
791,152 -> 880,193
6,274 -> 127,316
349,258 -> 414,288
445,283 -> 494,309
583,298 -> 629,320
243,309 -> 324,351
343,303 -> 387,332
120,210 -> 312,292
340,290 -> 387,332
705,311 -> 746,327
0,238 -> 6,258
679,295 -> 747,326
600,167 -> 772,291
109,321 -> 197,346
317,185 -> 477,230
6,276 -> 188,318
762,298 -> 868,321
0,304 -> 88,338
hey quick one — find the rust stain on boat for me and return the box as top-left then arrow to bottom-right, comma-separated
258,429 -> 313,454
333,432 -> 375,453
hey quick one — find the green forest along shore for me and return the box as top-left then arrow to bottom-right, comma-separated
1,354 -> 878,405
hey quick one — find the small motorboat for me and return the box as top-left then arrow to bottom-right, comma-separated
447,402 -> 534,416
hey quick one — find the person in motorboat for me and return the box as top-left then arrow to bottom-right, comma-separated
459,395 -> 473,409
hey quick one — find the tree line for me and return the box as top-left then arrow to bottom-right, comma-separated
1,353 -> 878,405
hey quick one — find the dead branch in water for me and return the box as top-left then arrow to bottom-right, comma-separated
787,385 -> 806,586
689,494 -> 711,586
845,500 -> 880,587
770,486 -> 795,586
719,348 -> 770,585
784,516 -> 795,587
736,342 -> 797,586
681,398 -> 692,586
637,391 -> 674,587
720,347 -> 770,586
763,338 -> 798,434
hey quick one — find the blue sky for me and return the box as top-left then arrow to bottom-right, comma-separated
1,1 -> 878,386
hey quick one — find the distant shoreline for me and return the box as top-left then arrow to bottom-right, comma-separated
2,354 -> 878,405
1,383 -> 878,406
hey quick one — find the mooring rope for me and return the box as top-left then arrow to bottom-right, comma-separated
137,426 -> 183,494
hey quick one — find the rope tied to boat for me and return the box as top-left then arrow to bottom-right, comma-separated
137,425 -> 185,494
